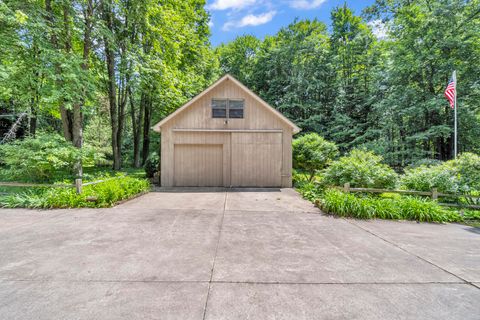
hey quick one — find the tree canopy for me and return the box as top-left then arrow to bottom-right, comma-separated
0,0 -> 217,171
217,0 -> 480,167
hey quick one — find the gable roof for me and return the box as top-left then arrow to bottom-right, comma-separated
152,74 -> 301,133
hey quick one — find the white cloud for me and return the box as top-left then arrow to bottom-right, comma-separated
368,20 -> 388,39
208,0 -> 257,11
239,11 -> 276,26
289,0 -> 327,9
222,10 -> 276,31
208,20 -> 214,28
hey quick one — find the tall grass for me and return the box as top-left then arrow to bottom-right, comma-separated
0,176 -> 150,209
319,189 -> 462,223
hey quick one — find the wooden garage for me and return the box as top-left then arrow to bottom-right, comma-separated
152,74 -> 301,187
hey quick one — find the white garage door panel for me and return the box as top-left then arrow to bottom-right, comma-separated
231,132 -> 282,187
174,144 -> 223,186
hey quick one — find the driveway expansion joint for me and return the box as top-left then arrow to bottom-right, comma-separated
346,219 -> 479,290
202,191 -> 227,320
0,279 -> 468,285
0,279 -> 211,284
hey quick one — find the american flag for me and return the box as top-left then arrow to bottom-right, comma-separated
444,75 -> 456,109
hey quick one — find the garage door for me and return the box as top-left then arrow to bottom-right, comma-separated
174,144 -> 223,186
230,132 -> 282,187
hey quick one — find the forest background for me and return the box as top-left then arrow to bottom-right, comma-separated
1,0 -> 479,172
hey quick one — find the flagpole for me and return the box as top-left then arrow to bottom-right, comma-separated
453,70 -> 457,159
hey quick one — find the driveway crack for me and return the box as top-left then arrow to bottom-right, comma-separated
202,190 -> 227,320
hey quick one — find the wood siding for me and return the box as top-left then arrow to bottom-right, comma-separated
174,144 -> 223,186
160,77 -> 295,187
230,132 -> 282,187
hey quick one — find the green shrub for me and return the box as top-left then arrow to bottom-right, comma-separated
454,153 -> 480,192
399,153 -> 480,194
83,115 -> 113,166
462,210 -> 480,221
400,164 -> 459,193
292,169 -> 308,187
0,176 -> 150,208
319,189 -> 460,223
144,153 -> 160,178
323,149 -> 398,189
293,133 -> 338,181
0,132 -> 105,182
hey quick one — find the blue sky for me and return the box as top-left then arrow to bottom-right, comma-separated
207,0 -> 376,46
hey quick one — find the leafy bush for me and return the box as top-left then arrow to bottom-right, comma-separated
462,210 -> 480,221
293,133 -> 338,180
319,189 -> 461,223
400,164 -> 458,193
0,132 -> 105,182
400,153 -> 480,194
292,169 -> 307,187
453,153 -> 480,192
144,152 -> 160,178
0,176 -> 150,208
323,149 -> 398,189
83,116 -> 113,166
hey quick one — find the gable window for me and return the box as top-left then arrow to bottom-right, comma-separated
212,99 -> 227,118
228,99 -> 244,118
211,99 -> 244,119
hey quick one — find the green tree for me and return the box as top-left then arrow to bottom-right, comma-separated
100,0 -> 217,169
215,35 -> 260,84
328,5 -> 377,151
251,19 -> 336,133
293,133 -> 338,181
363,0 -> 480,165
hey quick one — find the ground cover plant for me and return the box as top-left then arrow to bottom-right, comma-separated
0,175 -> 150,208
319,189 -> 462,223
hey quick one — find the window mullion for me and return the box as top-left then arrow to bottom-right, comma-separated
227,99 -> 230,119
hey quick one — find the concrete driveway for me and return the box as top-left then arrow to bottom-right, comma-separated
0,188 -> 479,320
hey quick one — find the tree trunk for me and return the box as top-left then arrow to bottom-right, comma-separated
71,0 -> 93,178
130,90 -> 144,168
29,99 -> 37,137
62,0 -> 89,178
141,95 -> 152,165
45,0 -> 73,142
102,0 -> 121,170
117,83 -> 127,169
29,43 -> 40,138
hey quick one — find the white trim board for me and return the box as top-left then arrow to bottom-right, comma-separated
172,128 -> 284,133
